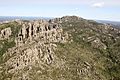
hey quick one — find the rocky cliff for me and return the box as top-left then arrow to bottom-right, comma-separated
0,16 -> 120,80
0,19 -> 68,80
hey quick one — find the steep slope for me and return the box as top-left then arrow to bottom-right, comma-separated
0,19 -> 68,80
0,16 -> 120,80
51,16 -> 120,80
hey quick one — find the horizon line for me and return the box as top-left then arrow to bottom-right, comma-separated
0,15 -> 120,22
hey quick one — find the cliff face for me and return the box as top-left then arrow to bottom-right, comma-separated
0,19 -> 68,80
0,27 -> 12,40
15,20 -> 67,46
0,16 -> 120,80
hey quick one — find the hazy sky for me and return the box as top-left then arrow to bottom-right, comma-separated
0,0 -> 120,21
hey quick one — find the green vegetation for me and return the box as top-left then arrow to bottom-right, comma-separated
59,17 -> 120,80
0,39 -> 15,57
0,16 -> 120,80
0,21 -> 21,58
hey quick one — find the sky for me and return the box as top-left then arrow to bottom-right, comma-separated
0,0 -> 120,21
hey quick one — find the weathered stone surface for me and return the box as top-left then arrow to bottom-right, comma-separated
0,19 -> 68,80
5,42 -> 55,73
15,20 -> 68,47
91,38 -> 107,50
0,27 -> 12,40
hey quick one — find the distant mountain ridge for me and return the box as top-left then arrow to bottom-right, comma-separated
96,20 -> 120,27
0,16 -> 52,22
1,16 -> 120,26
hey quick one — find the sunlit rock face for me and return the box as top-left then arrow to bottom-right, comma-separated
0,19 -> 68,80
0,27 -> 12,40
15,20 -> 67,46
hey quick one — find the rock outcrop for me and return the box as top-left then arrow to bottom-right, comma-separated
0,19 -> 68,80
0,27 -> 12,40
15,20 -> 67,46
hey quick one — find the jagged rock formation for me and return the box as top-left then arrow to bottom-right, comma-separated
0,19 -> 68,80
0,16 -> 120,80
15,20 -> 67,46
0,27 -> 12,40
